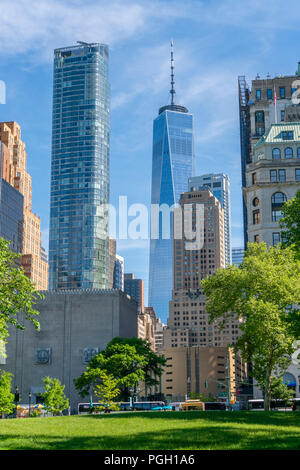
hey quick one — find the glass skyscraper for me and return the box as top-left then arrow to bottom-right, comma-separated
49,42 -> 110,290
148,45 -> 194,322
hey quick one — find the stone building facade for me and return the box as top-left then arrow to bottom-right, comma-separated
0,289 -> 138,413
244,122 -> 300,246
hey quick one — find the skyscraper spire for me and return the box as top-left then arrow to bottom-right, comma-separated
170,39 -> 175,105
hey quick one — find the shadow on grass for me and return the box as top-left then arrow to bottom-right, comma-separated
1,414 -> 300,450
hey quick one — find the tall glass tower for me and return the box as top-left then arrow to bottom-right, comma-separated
148,42 -> 194,323
49,42 -> 110,290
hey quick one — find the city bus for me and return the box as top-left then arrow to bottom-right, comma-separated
119,401 -> 165,411
203,402 -> 227,411
78,401 -> 165,414
180,400 -> 204,411
78,403 -> 104,414
248,398 -> 300,411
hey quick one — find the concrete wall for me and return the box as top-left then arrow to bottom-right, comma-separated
0,289 -> 138,413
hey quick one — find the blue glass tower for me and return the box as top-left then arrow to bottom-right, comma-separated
49,42 -> 110,289
148,42 -> 194,323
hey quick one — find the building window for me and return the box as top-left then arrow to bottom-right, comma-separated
278,169 -> 286,181
253,210 -> 260,225
256,89 -> 261,101
272,233 -> 280,246
254,234 -> 259,243
270,170 -> 277,182
257,126 -> 265,136
255,111 -> 264,123
252,197 -> 259,207
282,131 -> 294,141
296,169 -> 300,181
297,148 -> 300,158
279,87 -> 285,98
272,148 -> 281,159
267,88 -> 272,99
252,172 -> 257,184
280,110 -> 285,122
284,147 -> 293,158
271,192 -> 287,222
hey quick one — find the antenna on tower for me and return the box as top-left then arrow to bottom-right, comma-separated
170,39 -> 175,105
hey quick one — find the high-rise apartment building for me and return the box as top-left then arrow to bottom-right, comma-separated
238,64 -> 300,247
164,187 -> 241,349
244,122 -> 300,246
124,273 -> 144,312
49,42 -> 110,290
189,173 -> 231,265
149,43 -> 194,323
0,123 -> 48,289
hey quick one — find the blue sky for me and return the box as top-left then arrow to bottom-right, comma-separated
1,0 -> 300,303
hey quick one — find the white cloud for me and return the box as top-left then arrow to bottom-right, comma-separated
0,0 -> 186,62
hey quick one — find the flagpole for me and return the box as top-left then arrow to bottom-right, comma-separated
274,85 -> 277,123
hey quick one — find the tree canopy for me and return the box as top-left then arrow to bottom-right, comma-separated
42,377 -> 69,415
280,189 -> 300,257
0,371 -> 15,417
201,242 -> 300,411
0,238 -> 41,344
75,337 -> 166,401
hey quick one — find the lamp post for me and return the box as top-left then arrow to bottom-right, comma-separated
14,386 -> 19,418
28,392 -> 32,417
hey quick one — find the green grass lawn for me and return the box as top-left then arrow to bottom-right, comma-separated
0,411 -> 299,450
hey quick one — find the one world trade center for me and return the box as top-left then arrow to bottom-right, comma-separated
148,42 -> 194,324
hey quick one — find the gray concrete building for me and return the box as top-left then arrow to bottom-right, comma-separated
0,289 -> 138,413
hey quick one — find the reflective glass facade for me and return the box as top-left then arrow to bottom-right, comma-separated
49,43 -> 110,289
0,177 -> 23,254
149,107 -> 194,323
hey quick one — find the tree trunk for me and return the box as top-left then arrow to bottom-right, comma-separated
264,367 -> 271,411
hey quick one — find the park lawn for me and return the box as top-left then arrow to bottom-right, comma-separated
0,411 -> 299,450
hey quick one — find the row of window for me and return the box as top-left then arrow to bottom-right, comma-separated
252,191 -> 287,225
272,146 -> 298,160
255,86 -> 295,101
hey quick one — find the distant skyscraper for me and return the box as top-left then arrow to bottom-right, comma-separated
49,43 -> 110,289
0,143 -> 23,254
113,254 -> 124,291
0,123 -> 48,288
163,187 -> 241,350
148,42 -> 194,323
231,247 -> 244,266
124,273 -> 144,313
189,173 -> 231,265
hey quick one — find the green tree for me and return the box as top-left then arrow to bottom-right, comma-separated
201,243 -> 300,411
279,189 -> 300,257
94,371 -> 120,412
0,371 -> 15,418
108,337 -> 166,394
0,238 -> 41,347
270,377 -> 294,403
75,343 -> 147,401
42,377 -> 69,416
75,338 -> 165,401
